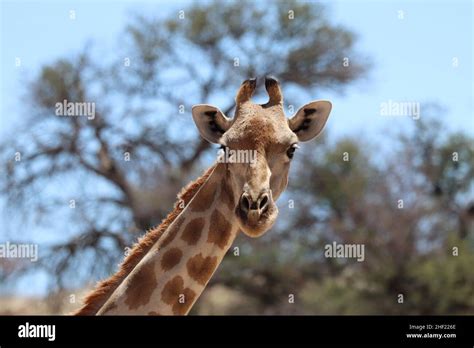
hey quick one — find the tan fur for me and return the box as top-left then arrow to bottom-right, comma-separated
189,181 -> 218,212
73,165 -> 216,315
221,178 -> 235,212
264,80 -> 283,106
235,79 -> 256,105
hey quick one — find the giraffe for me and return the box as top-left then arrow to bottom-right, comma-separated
74,77 -> 332,315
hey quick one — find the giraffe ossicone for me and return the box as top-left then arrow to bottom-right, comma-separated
75,77 -> 332,315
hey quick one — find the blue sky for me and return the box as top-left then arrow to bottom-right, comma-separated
329,0 -> 473,141
0,0 -> 473,296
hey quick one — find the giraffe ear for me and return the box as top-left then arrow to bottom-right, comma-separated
288,100 -> 332,142
192,104 -> 232,144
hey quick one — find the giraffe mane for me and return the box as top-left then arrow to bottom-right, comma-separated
73,164 -> 217,315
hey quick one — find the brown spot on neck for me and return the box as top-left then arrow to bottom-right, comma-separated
124,260 -> 157,310
207,210 -> 233,249
181,217 -> 205,246
190,182 -> 217,212
160,247 -> 183,271
161,276 -> 197,315
186,253 -> 218,286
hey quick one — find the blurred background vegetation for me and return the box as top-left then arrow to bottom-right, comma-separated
0,0 -> 473,314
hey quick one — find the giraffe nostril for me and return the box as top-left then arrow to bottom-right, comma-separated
240,194 -> 251,212
240,192 -> 271,217
259,194 -> 269,211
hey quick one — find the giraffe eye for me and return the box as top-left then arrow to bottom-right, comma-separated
287,143 -> 299,159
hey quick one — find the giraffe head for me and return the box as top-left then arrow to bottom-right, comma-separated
192,77 -> 331,237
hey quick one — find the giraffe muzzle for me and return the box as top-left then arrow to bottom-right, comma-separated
239,191 -> 270,217
236,190 -> 278,237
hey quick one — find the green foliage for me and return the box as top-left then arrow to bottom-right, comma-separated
297,236 -> 474,315
435,134 -> 474,197
405,235 -> 474,314
34,60 -> 77,107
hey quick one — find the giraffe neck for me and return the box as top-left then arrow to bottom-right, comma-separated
96,163 -> 238,315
